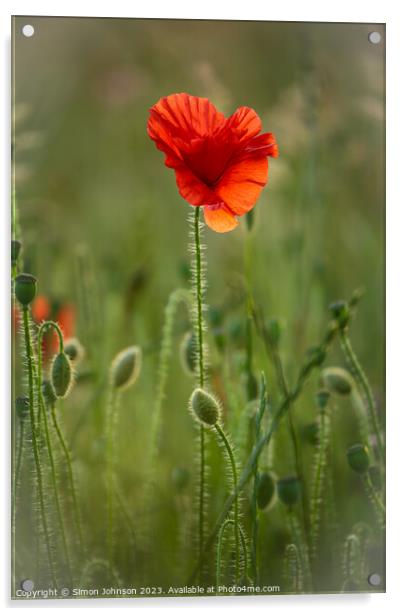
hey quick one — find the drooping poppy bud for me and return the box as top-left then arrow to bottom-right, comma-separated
180,332 -> 197,376
51,352 -> 74,399
189,388 -> 220,427
321,367 -> 355,396
347,444 -> 370,474
277,476 -> 301,506
110,346 -> 141,390
64,337 -> 85,364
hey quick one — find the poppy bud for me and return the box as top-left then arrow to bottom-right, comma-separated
42,379 -> 57,407
316,389 -> 330,410
189,388 -> 220,427
180,332 -> 197,375
11,240 -> 22,265
171,467 -> 190,493
321,367 -> 355,396
110,346 -> 141,390
15,395 -> 29,420
277,476 -> 301,506
329,300 -> 350,328
256,471 -> 276,510
64,337 -> 85,364
347,444 -> 370,474
51,352 -> 73,399
15,273 -> 37,306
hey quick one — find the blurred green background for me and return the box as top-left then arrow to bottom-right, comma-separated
13,17 -> 385,594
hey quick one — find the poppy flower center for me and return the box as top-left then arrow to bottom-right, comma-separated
182,136 -> 238,187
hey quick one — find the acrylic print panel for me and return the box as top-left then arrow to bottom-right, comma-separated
11,16 -> 385,600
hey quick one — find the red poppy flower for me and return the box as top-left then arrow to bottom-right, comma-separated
32,295 -> 51,323
147,93 -> 278,232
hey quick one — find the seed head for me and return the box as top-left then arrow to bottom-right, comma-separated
189,388 -> 220,427
15,273 -> 37,306
277,476 -> 301,506
110,346 -> 141,390
347,444 -> 370,474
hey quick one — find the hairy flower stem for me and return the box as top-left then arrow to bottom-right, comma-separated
216,519 -> 247,589
192,207 -> 207,573
50,404 -> 84,552
37,322 -> 73,584
188,322 -> 338,583
22,307 -> 57,587
215,423 -> 240,584
339,330 -> 385,466
105,388 -> 120,570
12,417 -> 25,593
310,404 -> 331,563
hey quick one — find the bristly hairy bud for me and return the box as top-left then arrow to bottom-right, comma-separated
277,476 -> 302,506
180,332 -> 197,375
15,273 -> 37,306
256,471 -> 276,510
64,337 -> 85,364
15,395 -> 29,420
51,352 -> 74,399
42,379 -> 57,407
110,345 -> 141,390
189,388 -> 220,427
347,444 -> 370,474
321,367 -> 355,396
11,240 -> 22,265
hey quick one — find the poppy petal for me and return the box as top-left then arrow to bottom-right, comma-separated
246,132 -> 279,158
174,164 -> 219,206
203,205 -> 239,233
226,106 -> 262,142
215,157 -> 268,216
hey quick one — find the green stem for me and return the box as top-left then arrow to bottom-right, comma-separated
216,519 -> 247,589
339,330 -> 384,464
252,307 -> 311,563
22,307 -> 57,587
188,322 -> 338,583
12,418 -> 25,593
37,322 -> 73,584
215,423 -> 240,584
363,474 -> 385,530
105,388 -> 119,569
50,404 -> 84,551
193,207 -> 206,572
310,405 -> 331,562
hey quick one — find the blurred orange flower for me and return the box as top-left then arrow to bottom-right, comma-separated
147,93 -> 278,232
32,295 -> 51,323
